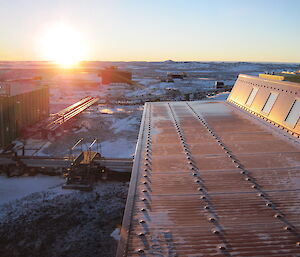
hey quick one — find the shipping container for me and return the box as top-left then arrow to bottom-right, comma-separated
0,85 -> 49,147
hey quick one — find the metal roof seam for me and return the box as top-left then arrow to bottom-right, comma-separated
116,103 -> 151,257
186,101 -> 300,241
167,102 -> 232,253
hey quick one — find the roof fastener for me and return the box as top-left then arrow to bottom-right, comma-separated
284,226 -> 292,231
218,245 -> 226,251
274,213 -> 282,219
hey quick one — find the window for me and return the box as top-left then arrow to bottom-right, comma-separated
261,92 -> 278,114
285,100 -> 300,128
245,88 -> 258,106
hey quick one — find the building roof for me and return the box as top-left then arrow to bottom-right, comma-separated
0,79 -> 43,96
259,71 -> 300,83
117,75 -> 300,256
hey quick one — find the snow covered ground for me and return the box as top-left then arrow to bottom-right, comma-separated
0,175 -> 65,205
0,181 -> 128,257
32,104 -> 142,158
208,92 -> 230,100
20,61 -> 298,159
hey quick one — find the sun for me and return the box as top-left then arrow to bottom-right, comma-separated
39,23 -> 87,68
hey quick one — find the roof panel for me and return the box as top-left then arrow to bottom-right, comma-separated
117,98 -> 300,257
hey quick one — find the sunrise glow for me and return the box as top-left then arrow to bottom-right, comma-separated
39,23 -> 87,68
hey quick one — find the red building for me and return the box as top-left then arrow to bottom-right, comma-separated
99,66 -> 133,85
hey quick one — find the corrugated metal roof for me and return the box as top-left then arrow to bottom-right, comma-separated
117,77 -> 300,257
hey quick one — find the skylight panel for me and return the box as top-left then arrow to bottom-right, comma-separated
245,87 -> 258,106
285,99 -> 300,128
261,92 -> 278,114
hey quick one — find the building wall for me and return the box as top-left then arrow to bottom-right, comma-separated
259,73 -> 300,83
228,74 -> 300,137
259,74 -> 285,81
0,86 -> 49,147
100,70 -> 132,85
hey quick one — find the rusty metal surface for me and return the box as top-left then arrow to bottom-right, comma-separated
117,100 -> 300,257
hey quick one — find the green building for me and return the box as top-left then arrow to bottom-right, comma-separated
0,80 -> 49,147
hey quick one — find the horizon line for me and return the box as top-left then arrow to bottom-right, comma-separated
0,60 -> 300,65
